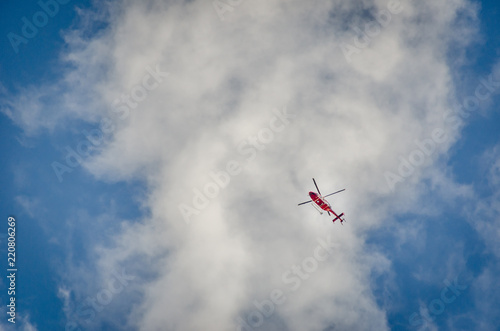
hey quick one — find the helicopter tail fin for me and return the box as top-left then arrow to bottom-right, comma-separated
332,213 -> 344,223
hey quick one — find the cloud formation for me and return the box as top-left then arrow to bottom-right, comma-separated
2,0 -> 482,330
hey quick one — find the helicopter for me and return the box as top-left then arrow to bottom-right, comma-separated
298,178 -> 346,224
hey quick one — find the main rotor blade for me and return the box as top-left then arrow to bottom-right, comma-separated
298,200 -> 313,206
312,178 -> 322,196
323,189 -> 346,198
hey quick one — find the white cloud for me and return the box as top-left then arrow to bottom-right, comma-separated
1,0 -> 481,330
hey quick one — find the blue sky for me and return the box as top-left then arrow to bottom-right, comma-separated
1,0 -> 500,330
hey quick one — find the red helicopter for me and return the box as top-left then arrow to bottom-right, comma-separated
298,178 -> 346,224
